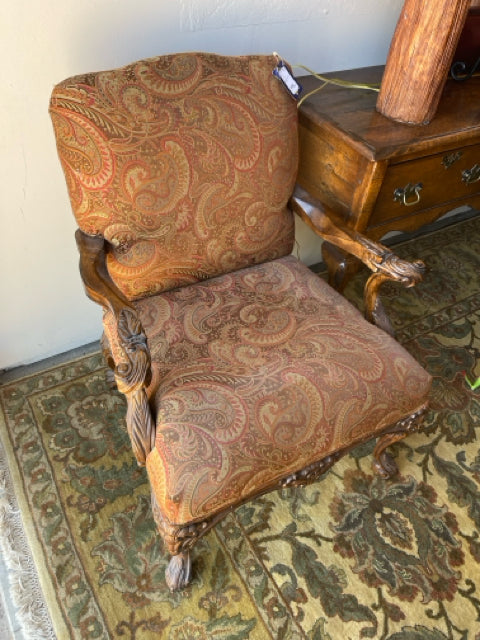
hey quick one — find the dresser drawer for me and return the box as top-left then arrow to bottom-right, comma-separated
369,143 -> 480,227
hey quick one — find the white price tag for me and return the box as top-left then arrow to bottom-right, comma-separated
273,60 -> 302,99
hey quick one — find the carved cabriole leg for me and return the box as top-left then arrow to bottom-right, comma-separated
364,272 -> 395,336
149,458 -> 344,591
321,242 -> 396,335
372,406 -> 428,478
150,492 -> 216,592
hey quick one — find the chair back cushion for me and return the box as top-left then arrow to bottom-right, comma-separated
50,53 -> 298,300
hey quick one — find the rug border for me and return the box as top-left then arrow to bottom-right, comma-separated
0,373 -> 78,639
0,342 -> 101,387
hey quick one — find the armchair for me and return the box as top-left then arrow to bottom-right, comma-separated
50,52 -> 432,591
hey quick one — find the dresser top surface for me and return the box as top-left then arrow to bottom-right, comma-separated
299,66 -> 480,161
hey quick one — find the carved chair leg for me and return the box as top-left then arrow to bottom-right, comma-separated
372,407 -> 427,478
151,491 -> 214,591
372,431 -> 405,478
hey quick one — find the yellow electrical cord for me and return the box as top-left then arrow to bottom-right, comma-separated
273,54 -> 380,107
294,63 -> 380,107
296,81 -> 328,107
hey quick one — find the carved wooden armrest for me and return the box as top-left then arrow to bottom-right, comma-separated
290,185 -> 426,334
75,229 -> 155,465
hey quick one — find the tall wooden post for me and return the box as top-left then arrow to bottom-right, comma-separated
377,0 -> 471,125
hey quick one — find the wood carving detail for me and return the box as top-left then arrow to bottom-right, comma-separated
373,406 -> 428,478
280,453 -> 342,488
113,309 -> 156,466
75,230 -> 155,467
361,239 -> 426,287
290,186 -> 426,331
151,492 -> 217,557
364,253 -> 426,334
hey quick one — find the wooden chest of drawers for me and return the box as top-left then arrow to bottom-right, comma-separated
298,66 -> 480,285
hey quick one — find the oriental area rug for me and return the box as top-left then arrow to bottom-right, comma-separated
1,215 -> 480,640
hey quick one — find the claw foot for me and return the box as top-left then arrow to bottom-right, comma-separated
166,551 -> 192,591
372,449 -> 398,479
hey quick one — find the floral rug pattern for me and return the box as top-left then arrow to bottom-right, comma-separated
1,216 -> 480,639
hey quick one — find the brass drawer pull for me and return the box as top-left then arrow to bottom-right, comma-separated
393,182 -> 423,206
462,164 -> 480,185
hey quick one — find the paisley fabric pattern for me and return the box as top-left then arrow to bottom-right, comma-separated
50,53 -> 298,300
129,256 -> 433,525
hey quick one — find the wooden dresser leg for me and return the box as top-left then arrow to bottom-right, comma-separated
322,241 -> 361,292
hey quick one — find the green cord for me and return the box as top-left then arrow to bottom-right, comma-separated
273,51 -> 380,107
294,63 -> 381,91
273,54 -> 380,107
296,82 -> 328,107
294,63 -> 380,107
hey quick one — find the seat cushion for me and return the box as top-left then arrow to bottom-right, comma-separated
131,256 -> 431,525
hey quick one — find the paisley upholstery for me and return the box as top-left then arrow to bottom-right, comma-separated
109,255 -> 432,526
50,52 -> 297,300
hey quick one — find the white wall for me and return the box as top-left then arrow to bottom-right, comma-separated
0,0 -> 403,370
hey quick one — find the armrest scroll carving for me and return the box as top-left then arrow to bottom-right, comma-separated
290,186 -> 426,334
75,229 -> 155,465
